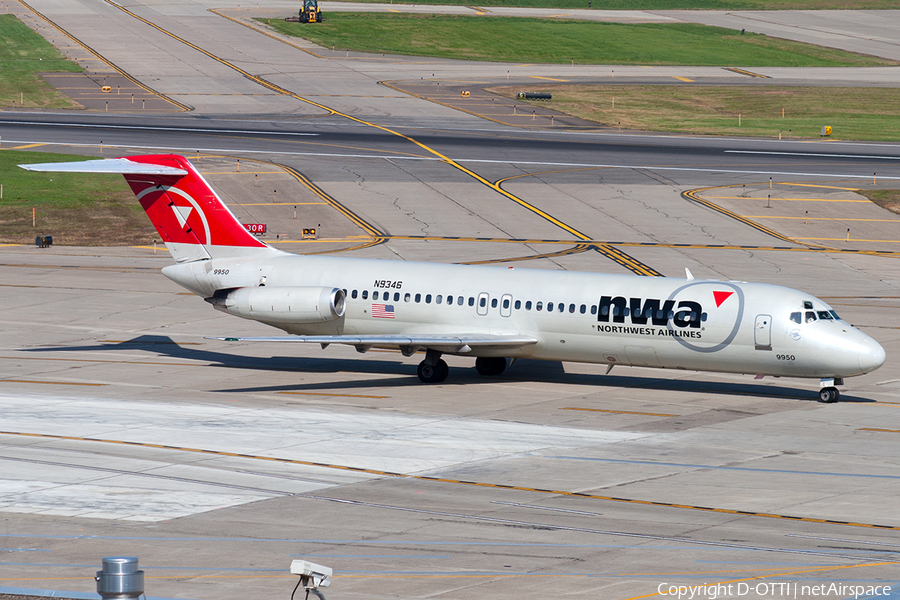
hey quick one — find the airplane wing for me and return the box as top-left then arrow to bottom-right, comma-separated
207,333 -> 538,353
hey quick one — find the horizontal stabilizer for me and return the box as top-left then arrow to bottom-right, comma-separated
19,158 -> 188,176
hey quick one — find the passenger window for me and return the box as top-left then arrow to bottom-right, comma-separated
805,311 -> 817,323
790,312 -> 801,324
536,302 -> 543,311
458,296 -> 464,306
351,290 -> 358,299
503,298 -> 510,309
362,290 -> 368,300
525,301 -> 532,310
479,297 -> 486,308
447,295 -> 453,305
548,302 -> 554,312
468,297 -> 475,306
701,312 -> 707,322
415,293 -> 421,303
569,304 -> 576,313
580,304 -> 586,314
394,292 -> 400,302
437,295 -> 443,304
404,293 -> 411,302
373,291 -> 379,300
817,311 -> 833,320
591,305 -> 597,315
426,294 -> 432,304
559,304 -> 565,313
601,305 -> 609,316
491,298 -> 498,308
515,300 -> 521,310
612,306 -> 619,316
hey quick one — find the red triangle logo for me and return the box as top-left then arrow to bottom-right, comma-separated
713,291 -> 733,308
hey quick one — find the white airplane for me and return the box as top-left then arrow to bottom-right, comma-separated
21,154 -> 885,402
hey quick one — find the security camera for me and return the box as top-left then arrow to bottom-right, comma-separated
290,560 -> 332,589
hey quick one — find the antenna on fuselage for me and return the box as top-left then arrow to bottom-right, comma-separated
685,268 -> 695,280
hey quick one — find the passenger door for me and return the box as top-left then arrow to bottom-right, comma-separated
755,314 -> 772,350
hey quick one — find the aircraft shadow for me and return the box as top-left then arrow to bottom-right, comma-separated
24,335 -> 874,403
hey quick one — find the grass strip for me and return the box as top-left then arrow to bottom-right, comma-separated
0,14 -> 83,109
0,150 -> 154,245
488,85 -> 900,141
858,190 -> 900,216
326,0 -> 900,9
263,14 -> 896,67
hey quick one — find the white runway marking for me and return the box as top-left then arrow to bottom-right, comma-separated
0,393 -> 644,521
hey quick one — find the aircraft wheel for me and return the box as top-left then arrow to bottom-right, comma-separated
418,359 -> 448,384
818,387 -> 840,403
475,356 -> 507,376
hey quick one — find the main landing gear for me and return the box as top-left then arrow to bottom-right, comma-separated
417,349 -> 448,383
475,356 -> 507,377
416,352 -> 509,383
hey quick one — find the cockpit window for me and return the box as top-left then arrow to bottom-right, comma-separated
803,301 -> 814,309
817,311 -> 833,320
830,310 -> 841,321
805,311 -> 817,323
790,312 -> 801,324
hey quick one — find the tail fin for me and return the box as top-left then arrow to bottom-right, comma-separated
20,154 -> 275,262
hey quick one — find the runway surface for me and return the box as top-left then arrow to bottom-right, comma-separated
1,1 -> 900,599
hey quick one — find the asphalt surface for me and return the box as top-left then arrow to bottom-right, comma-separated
1,2 -> 900,600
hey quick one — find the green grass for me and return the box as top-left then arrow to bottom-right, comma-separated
488,85 -> 900,141
0,14 -> 83,109
327,0 -> 900,8
0,150 -> 154,245
264,15 -> 896,67
858,189 -> 900,216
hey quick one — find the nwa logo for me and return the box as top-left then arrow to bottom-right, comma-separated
598,282 -> 746,353
136,185 -> 212,245
598,296 -> 703,328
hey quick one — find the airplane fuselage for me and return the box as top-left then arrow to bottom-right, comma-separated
22,154 -> 884,398
164,252 -> 883,380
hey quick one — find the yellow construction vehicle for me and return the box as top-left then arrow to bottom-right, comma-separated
285,0 -> 323,23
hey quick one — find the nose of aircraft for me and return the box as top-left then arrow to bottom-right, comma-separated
859,336 -> 886,373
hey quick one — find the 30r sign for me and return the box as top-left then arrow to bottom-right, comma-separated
243,223 -> 267,235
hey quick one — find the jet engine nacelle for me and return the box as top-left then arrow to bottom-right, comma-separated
209,286 -> 346,324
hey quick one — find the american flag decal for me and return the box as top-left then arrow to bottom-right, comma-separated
372,303 -> 395,319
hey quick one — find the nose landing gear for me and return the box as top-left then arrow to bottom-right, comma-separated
818,377 -> 843,403
818,387 -> 840,403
